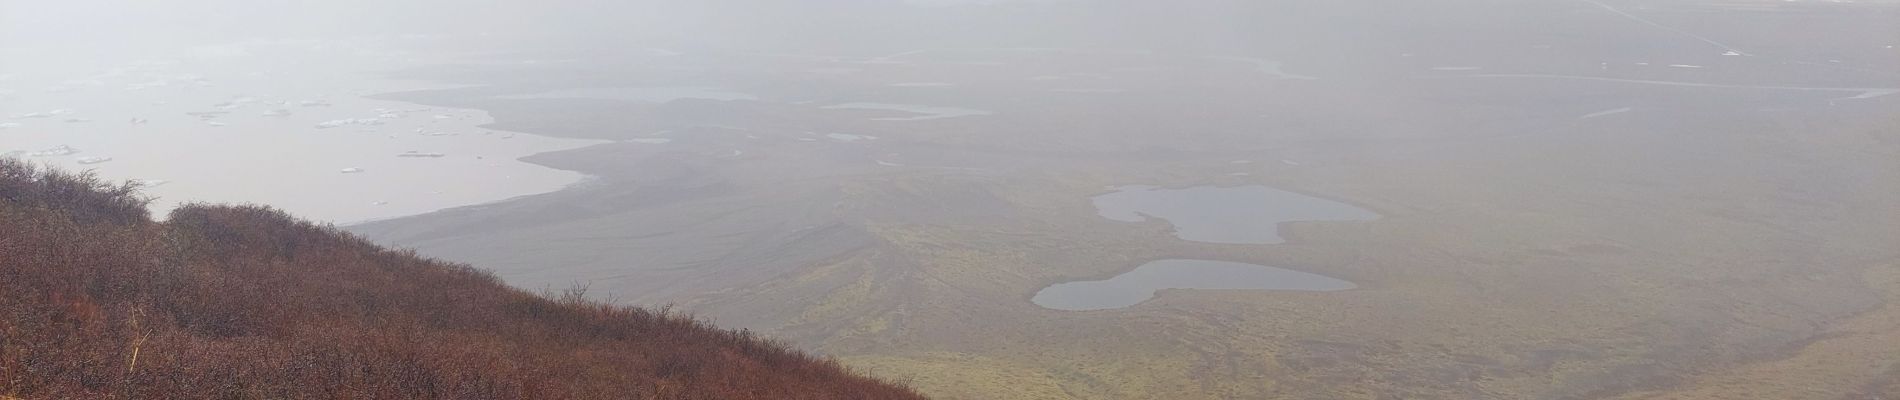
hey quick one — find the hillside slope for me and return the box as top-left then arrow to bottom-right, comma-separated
0,159 -> 924,400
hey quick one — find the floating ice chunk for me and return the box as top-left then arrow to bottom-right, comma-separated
875,160 -> 903,167
1846,90 -> 1900,100
339,167 -> 365,173
0,122 -> 20,129
28,145 -> 79,156
315,118 -> 382,129
1668,64 -> 1704,69
75,156 -> 112,165
627,138 -> 672,144
297,99 -> 332,107
826,133 -> 879,142
261,109 -> 292,117
372,201 -> 389,206
47,109 -> 73,116
130,118 -> 148,124
433,114 -> 453,119
126,80 -> 170,90
378,113 -> 402,119
396,151 -> 446,158
1580,107 -> 1634,119
1722,51 -> 1743,56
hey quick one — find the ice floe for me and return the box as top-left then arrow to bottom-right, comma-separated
27,145 -> 79,157
315,118 -> 383,129
826,133 -> 879,142
1580,107 -> 1634,119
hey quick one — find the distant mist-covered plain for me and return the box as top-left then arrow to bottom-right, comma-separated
6,0 -> 1900,398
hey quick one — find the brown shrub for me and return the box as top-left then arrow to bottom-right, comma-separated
0,159 -> 925,400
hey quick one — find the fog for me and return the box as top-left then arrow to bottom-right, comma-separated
6,0 -> 1900,398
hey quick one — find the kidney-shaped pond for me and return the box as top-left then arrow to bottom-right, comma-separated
1032,259 -> 1355,311
1094,185 -> 1379,245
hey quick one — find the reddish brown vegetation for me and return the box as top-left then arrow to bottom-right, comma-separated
0,159 -> 924,400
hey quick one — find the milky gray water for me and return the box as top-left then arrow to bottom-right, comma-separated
492,86 -> 759,103
821,102 -> 993,121
0,39 -> 604,223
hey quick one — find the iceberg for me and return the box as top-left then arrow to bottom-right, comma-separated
75,156 -> 113,165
